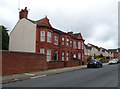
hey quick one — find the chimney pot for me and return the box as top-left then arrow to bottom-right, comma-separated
19,7 -> 28,19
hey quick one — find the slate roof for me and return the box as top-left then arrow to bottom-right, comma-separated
108,49 -> 118,53
26,17 -> 84,40
87,43 -> 100,51
37,25 -> 64,35
27,19 -> 35,24
84,44 -> 92,50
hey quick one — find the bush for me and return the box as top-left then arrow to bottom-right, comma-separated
73,58 -> 80,61
49,60 -> 62,63
96,58 -> 106,63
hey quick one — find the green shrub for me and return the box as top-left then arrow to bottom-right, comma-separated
49,60 -> 62,63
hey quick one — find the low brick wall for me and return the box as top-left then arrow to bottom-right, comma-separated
2,51 -> 47,75
47,62 -> 64,69
84,55 -> 88,65
65,60 -> 80,67
0,52 -> 2,75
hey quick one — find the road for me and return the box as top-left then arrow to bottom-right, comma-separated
3,64 -> 119,87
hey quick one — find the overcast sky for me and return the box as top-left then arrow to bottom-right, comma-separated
0,0 -> 119,49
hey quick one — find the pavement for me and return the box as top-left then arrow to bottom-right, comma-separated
2,63 -> 108,84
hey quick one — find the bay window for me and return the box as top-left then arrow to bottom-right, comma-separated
40,31 -> 45,41
78,53 -> 81,59
70,40 -> 72,47
74,41 -> 77,48
82,42 -> 84,49
47,32 -> 52,42
66,38 -> 69,46
66,52 -> 69,61
54,36 -> 58,45
40,48 -> 45,54
47,49 -> 51,61
78,42 -> 81,49
62,51 -> 65,61
62,37 -> 65,45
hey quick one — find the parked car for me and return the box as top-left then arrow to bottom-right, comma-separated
109,59 -> 120,65
87,59 -> 103,68
117,59 -> 120,63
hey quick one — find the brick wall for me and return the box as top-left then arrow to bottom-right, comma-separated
2,51 -> 47,75
114,53 -> 119,58
47,62 -> 64,69
0,52 -> 2,75
84,55 -> 88,65
64,60 -> 79,67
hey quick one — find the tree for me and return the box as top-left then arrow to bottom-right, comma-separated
0,25 -> 9,50
99,54 -> 103,58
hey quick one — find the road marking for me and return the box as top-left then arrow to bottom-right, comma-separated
30,75 -> 46,79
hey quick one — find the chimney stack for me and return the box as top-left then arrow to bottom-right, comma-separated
19,7 -> 28,19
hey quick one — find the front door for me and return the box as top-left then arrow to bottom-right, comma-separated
54,50 -> 58,61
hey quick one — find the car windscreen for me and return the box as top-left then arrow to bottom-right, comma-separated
113,59 -> 118,61
89,60 -> 96,62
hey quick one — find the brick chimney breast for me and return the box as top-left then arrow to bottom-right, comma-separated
19,7 -> 28,19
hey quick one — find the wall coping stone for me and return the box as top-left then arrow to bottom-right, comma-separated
2,50 -> 46,55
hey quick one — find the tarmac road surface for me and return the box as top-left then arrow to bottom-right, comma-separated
3,64 -> 119,87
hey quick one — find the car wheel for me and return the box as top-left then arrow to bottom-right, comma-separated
97,64 -> 101,68
87,66 -> 90,68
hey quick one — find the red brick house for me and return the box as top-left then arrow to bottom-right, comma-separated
118,48 -> 120,59
108,49 -> 119,58
9,7 -> 85,63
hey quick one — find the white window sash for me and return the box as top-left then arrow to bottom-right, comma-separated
40,31 -> 45,41
54,36 -> 58,45
47,32 -> 52,42
70,40 -> 72,47
47,49 -> 51,61
40,48 -> 44,54
74,41 -> 76,48
66,52 -> 69,61
78,53 -> 81,59
62,52 -> 65,61
78,42 -> 81,49
62,37 -> 65,45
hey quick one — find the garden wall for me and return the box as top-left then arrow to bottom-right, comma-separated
2,51 -> 47,75
47,61 -> 64,69
64,60 -> 80,67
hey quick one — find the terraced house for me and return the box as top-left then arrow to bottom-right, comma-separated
84,43 -> 114,60
9,7 -> 85,62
